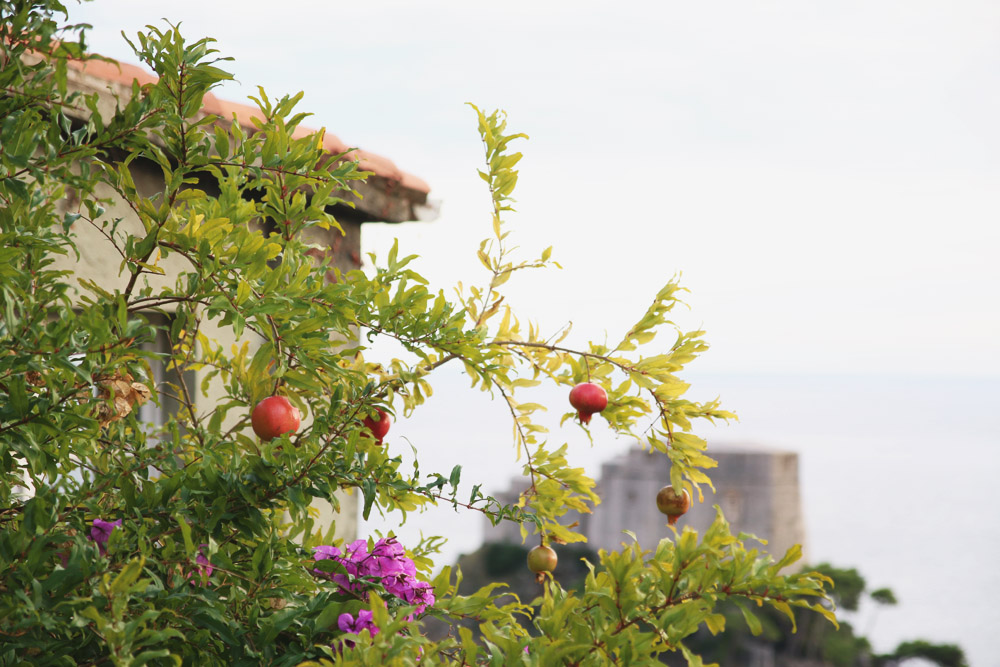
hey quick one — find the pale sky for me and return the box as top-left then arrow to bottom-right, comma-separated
65,3 -> 1000,662
70,0 -> 1000,378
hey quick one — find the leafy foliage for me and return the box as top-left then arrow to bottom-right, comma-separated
812,563 -> 867,612
680,562 -> 967,667
882,640 -> 968,667
1,2 -> 835,664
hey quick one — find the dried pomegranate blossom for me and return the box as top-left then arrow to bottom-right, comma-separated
313,538 -> 435,637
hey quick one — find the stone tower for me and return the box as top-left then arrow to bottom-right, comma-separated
486,444 -> 808,565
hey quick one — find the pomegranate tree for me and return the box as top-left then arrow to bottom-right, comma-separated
0,18 -> 838,661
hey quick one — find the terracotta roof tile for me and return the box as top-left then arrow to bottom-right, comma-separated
68,56 -> 430,195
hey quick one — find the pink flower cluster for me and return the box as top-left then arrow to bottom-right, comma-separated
313,538 -> 435,636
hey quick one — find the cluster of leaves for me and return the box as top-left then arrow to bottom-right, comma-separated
1,2 -> 836,664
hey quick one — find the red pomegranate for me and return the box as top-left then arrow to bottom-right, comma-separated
363,408 -> 391,444
569,382 -> 608,424
251,396 -> 301,441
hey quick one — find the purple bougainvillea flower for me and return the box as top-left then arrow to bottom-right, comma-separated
313,544 -> 341,561
312,544 -> 360,591
336,612 -> 354,634
196,551 -> 213,577
312,537 -> 435,618
188,544 -> 214,584
89,518 -> 122,554
337,609 -> 378,636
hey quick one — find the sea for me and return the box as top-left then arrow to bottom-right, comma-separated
361,371 -> 1000,666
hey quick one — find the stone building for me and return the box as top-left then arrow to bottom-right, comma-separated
486,444 -> 808,563
52,55 -> 432,542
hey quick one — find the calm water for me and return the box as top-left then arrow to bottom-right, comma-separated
361,372 -> 1000,666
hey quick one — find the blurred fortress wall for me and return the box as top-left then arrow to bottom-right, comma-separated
487,444 -> 808,563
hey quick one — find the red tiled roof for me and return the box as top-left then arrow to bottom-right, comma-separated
68,57 -> 430,195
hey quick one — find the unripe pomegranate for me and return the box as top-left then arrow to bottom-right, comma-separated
251,396 -> 301,441
569,382 -> 608,424
362,408 -> 391,444
656,485 -> 691,526
527,544 -> 558,573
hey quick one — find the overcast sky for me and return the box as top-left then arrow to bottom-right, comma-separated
70,0 -> 1000,379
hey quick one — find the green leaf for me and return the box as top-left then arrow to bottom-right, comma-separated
176,513 -> 194,555
314,600 -> 345,631
7,378 -> 29,418
110,557 -> 145,594
362,478 -> 376,520
735,600 -> 762,636
704,613 -> 726,636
